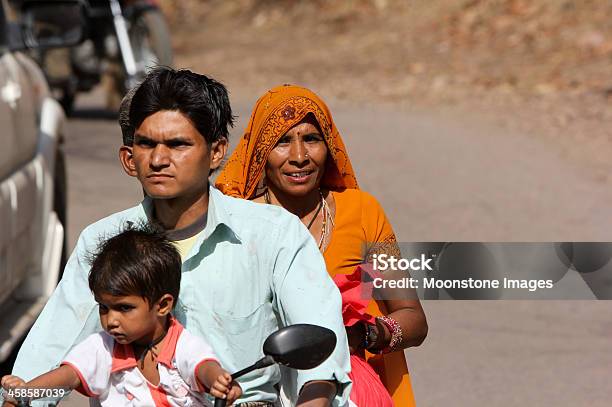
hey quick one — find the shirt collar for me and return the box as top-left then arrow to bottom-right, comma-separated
110,316 -> 184,373
138,185 -> 242,244
200,185 -> 242,243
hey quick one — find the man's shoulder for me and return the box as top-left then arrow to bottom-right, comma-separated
79,203 -> 145,244
216,190 -> 299,228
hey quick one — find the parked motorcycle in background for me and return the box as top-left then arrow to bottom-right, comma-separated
29,0 -> 173,113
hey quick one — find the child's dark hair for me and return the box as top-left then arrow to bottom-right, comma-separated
88,224 -> 181,308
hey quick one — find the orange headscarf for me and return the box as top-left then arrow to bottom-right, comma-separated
216,85 -> 358,198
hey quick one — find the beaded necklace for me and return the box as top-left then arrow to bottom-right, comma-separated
265,189 -> 331,250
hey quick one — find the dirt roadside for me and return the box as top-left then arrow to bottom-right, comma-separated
160,0 -> 612,182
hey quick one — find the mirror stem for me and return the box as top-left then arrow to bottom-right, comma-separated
231,355 -> 275,380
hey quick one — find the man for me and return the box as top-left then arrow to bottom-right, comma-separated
12,68 -> 351,406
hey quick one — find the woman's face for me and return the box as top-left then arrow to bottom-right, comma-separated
265,116 -> 328,197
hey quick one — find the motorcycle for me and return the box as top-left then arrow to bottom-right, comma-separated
214,324 -> 337,407
30,0 -> 173,113
1,324 -> 335,406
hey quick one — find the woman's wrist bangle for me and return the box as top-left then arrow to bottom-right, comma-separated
376,316 -> 403,353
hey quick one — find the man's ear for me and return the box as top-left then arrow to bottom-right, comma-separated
156,294 -> 174,316
119,145 -> 137,177
209,138 -> 228,171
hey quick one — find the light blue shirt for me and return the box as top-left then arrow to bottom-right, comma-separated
13,186 -> 351,405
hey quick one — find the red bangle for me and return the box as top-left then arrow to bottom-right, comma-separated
376,316 -> 403,353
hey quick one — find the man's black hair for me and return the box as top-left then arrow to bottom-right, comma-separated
88,224 -> 181,308
126,67 -> 235,146
119,85 -> 138,146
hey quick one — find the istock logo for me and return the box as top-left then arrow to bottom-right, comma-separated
372,253 -> 434,271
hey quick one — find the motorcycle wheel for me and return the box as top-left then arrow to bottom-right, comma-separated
107,8 -> 173,110
129,9 -> 174,69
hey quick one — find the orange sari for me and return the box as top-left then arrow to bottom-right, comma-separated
216,85 -> 416,406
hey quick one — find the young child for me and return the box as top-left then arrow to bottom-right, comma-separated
1,226 -> 241,406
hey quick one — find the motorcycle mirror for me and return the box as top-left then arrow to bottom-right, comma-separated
263,324 -> 337,369
214,324 -> 337,407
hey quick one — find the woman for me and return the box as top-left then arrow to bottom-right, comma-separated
216,85 -> 427,406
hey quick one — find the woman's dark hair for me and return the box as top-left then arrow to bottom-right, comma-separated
127,67 -> 235,145
88,223 -> 181,308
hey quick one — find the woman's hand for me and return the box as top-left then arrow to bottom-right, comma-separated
381,299 -> 428,351
345,322 -> 366,354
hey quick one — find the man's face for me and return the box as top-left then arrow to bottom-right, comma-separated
121,110 -> 226,200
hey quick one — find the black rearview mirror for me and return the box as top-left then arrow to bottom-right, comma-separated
263,323 -> 337,369
214,324 -> 337,407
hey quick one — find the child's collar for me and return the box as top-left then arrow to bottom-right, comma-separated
111,316 -> 184,373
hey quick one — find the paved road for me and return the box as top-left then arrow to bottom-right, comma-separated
51,89 -> 612,406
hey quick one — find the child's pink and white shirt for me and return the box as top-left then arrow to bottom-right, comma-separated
61,317 -> 217,406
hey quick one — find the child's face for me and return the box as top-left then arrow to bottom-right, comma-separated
95,292 -> 172,345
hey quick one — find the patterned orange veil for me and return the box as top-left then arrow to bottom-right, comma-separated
216,85 -> 358,198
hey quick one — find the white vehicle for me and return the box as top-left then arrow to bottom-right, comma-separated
0,0 -> 83,365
